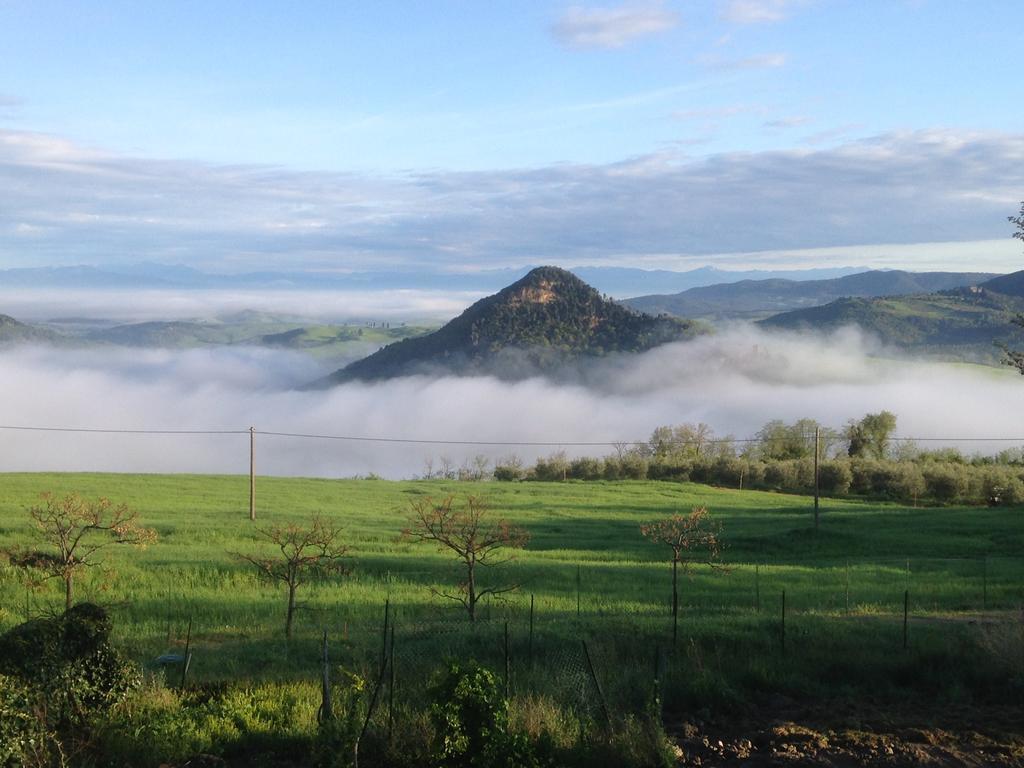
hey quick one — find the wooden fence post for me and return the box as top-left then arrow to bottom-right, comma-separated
180,617 -> 193,689
528,594 -> 535,666
903,589 -> 909,650
249,427 -> 256,521
321,629 -> 333,722
780,590 -> 786,656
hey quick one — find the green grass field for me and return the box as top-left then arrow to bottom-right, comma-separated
3,473 -> 1022,765
1,473 -> 1020,675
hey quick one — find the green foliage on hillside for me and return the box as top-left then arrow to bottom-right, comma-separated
332,266 -> 700,382
760,276 -> 1024,361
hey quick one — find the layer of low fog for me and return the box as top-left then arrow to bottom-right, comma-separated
2,325 -> 1022,478
0,288 -> 477,323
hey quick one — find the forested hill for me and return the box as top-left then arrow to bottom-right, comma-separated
323,266 -> 700,384
758,270 -> 1024,361
0,314 -> 61,345
623,269 -> 998,321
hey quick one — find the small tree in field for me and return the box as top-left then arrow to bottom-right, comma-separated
234,516 -> 351,641
16,492 -> 157,610
640,506 -> 723,643
402,495 -> 529,621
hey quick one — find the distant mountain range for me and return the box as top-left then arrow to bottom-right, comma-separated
0,262 -> 866,299
321,266 -> 701,385
760,270 -> 1024,362
5,263 -> 1022,370
623,270 -> 999,321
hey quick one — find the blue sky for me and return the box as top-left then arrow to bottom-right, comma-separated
0,0 -> 1022,273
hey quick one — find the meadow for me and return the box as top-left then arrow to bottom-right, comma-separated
1,473 -> 1022,765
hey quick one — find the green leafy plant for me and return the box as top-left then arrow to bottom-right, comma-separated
428,661 -> 537,768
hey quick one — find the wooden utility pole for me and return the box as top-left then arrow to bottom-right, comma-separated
813,427 -> 820,532
249,426 -> 256,521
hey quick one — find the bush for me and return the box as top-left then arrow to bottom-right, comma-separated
619,454 -> 649,480
923,464 -> 969,502
428,661 -> 537,768
973,467 -> 1024,506
0,603 -> 140,766
568,457 -> 604,481
604,455 -> 648,480
817,461 -> 852,496
531,453 -> 569,482
764,460 -> 811,492
646,458 -> 690,482
708,457 -> 746,488
494,464 -> 524,482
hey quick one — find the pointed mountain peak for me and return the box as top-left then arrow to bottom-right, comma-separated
321,267 -> 700,384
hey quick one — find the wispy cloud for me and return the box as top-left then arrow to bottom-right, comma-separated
672,104 -> 762,121
700,52 -> 788,70
802,122 -> 864,145
1,128 -> 1022,273
0,93 -> 23,120
552,2 -> 679,49
721,0 -> 805,24
763,115 -> 811,129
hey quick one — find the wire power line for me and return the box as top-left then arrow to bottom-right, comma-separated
0,423 -> 1023,448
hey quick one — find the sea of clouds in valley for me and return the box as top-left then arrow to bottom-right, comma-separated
2,323 -> 1022,479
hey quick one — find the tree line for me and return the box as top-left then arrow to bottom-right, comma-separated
478,413 -> 1024,506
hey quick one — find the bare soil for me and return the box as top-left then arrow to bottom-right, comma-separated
666,700 -> 1024,767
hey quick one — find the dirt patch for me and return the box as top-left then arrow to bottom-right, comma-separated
666,701 -> 1024,766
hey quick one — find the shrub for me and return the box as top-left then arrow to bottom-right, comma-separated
428,661 -> 537,768
531,453 -> 569,482
493,456 -> 524,482
568,457 -> 604,481
619,454 -> 649,480
0,603 -> 140,765
974,467 -> 1024,506
923,464 -> 969,502
817,461 -> 852,496
709,457 -> 746,488
764,460 -> 811,492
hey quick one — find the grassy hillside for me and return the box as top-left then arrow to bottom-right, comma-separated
0,311 -> 435,366
760,285 -> 1024,362
3,473 -> 1021,765
1,473 -> 1020,672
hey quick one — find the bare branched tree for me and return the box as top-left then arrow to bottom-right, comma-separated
233,516 -> 351,640
401,494 -> 529,621
17,492 -> 157,610
1000,202 -> 1024,374
640,506 -> 724,643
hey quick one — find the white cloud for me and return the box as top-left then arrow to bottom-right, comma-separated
552,3 -> 679,49
1,128 -> 1023,273
722,0 -> 803,24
